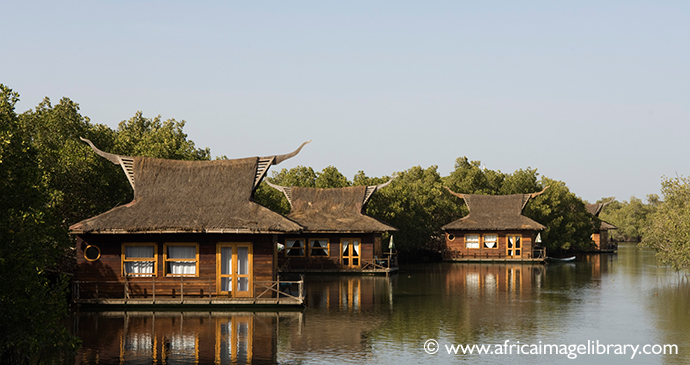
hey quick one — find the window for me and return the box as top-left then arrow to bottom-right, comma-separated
309,239 -> 329,257
122,243 -> 157,277
446,233 -> 455,241
465,235 -> 480,249
483,234 -> 498,249
285,239 -> 305,257
84,245 -> 101,261
164,243 -> 199,276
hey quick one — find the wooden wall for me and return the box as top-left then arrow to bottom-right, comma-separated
75,233 -> 276,299
277,233 -> 381,270
444,230 -> 538,259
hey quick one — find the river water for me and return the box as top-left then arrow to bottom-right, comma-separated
73,243 -> 689,364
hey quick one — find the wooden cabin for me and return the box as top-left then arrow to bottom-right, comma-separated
266,180 -> 398,274
442,187 -> 547,262
586,202 -> 618,251
70,138 -> 309,306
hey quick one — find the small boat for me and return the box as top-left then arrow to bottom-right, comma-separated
547,256 -> 576,262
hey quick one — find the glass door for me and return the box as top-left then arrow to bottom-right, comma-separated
341,239 -> 361,269
506,235 -> 522,258
217,243 -> 253,297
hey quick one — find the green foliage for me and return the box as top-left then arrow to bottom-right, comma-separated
500,167 -> 541,195
0,85 -> 80,363
445,157 -> 504,195
270,165 -> 318,187
641,176 -> 690,271
599,195 -> 659,242
113,112 -> 210,160
353,170 -> 389,187
315,165 -> 351,188
19,97 -> 130,226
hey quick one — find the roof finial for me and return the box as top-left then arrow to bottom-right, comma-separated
271,140 -> 311,165
444,186 -> 465,199
529,186 -> 549,199
80,137 -> 121,165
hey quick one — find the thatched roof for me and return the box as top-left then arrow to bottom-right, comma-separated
585,202 -> 612,216
586,202 -> 618,231
442,188 -> 546,231
70,141 -> 309,234
267,182 -> 397,233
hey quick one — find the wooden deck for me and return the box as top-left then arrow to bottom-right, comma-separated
445,257 -> 545,263
75,297 -> 304,307
278,257 -> 398,275
443,249 -> 546,263
279,267 -> 398,275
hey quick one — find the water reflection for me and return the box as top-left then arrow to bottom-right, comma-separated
75,311 -> 295,364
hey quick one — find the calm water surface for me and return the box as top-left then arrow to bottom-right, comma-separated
74,243 -> 690,364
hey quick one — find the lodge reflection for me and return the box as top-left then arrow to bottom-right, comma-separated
75,311 -> 293,364
75,276 -> 394,364
443,262 -> 545,298
277,276 -> 393,363
305,275 -> 393,312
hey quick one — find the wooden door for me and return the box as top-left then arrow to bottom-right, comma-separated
217,243 -> 253,297
341,239 -> 361,269
506,235 -> 522,258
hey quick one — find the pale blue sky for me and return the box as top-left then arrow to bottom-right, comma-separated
4,1 -> 689,202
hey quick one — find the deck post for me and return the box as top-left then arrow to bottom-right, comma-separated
299,274 -> 304,301
152,276 -> 155,302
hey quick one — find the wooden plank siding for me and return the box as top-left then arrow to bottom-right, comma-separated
75,233 -> 278,300
277,233 -> 385,272
444,230 -> 544,262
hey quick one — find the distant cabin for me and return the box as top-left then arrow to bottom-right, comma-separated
267,180 -> 398,273
586,202 -> 618,251
442,187 -> 547,262
70,138 -> 310,306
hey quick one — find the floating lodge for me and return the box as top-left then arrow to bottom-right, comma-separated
266,180 -> 398,274
70,139 -> 397,308
586,202 -> 618,252
441,187 -> 548,263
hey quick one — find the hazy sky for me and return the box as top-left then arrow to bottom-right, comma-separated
4,1 -> 689,203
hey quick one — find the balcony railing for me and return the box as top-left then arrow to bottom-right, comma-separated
443,247 -> 546,260
72,276 -> 304,305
